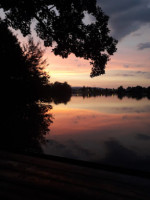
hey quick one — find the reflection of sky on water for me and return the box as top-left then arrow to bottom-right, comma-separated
42,96 -> 150,171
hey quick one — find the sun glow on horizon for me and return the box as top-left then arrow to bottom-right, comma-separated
13,10 -> 150,89
43,23 -> 150,89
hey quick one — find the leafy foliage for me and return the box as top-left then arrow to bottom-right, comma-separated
22,37 -> 50,99
0,0 -> 117,77
0,20 -> 52,152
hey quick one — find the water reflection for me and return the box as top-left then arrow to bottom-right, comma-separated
72,86 -> 150,100
2,94 -> 150,171
2,102 -> 52,154
1,94 -> 71,154
43,96 -> 150,171
101,139 -> 150,171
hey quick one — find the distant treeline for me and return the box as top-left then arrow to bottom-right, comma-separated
72,86 -> 150,100
42,81 -> 72,104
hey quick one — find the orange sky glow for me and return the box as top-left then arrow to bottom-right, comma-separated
46,96 -> 150,137
42,24 -> 150,88
12,5 -> 150,89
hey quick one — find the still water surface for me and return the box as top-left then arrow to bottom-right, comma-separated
42,96 -> 150,171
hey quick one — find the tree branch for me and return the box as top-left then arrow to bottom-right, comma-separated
33,13 -> 54,35
49,5 -> 55,11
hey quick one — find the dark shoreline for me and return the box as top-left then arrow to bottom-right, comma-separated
72,86 -> 150,100
1,150 -> 150,200
1,149 -> 150,180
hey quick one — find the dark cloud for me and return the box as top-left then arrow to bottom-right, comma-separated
73,115 -> 88,124
100,139 -> 150,171
103,139 -> 136,164
123,64 -> 130,68
122,115 -> 129,120
136,71 -> 150,79
98,0 -> 139,15
113,70 -> 150,79
134,64 -> 145,68
137,42 -> 150,50
110,105 -> 150,113
46,139 -> 94,160
122,115 -> 146,120
121,74 -> 134,77
113,72 -> 135,77
136,71 -> 147,74
98,0 -> 150,40
66,140 -> 94,158
136,134 -> 150,141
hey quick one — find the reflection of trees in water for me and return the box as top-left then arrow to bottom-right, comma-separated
52,95 -> 71,105
2,96 -> 71,154
2,96 -> 72,153
2,102 -> 52,154
51,82 -> 72,104
72,86 -> 150,100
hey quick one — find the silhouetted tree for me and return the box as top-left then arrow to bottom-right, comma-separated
0,20 -> 26,102
50,81 -> 72,104
0,0 -> 117,77
22,37 -> 50,100
0,19 -> 51,101
0,20 -> 53,153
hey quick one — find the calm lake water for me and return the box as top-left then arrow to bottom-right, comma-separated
42,96 -> 150,172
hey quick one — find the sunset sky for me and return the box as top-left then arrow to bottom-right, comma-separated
46,0 -> 150,88
2,0 -> 150,88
